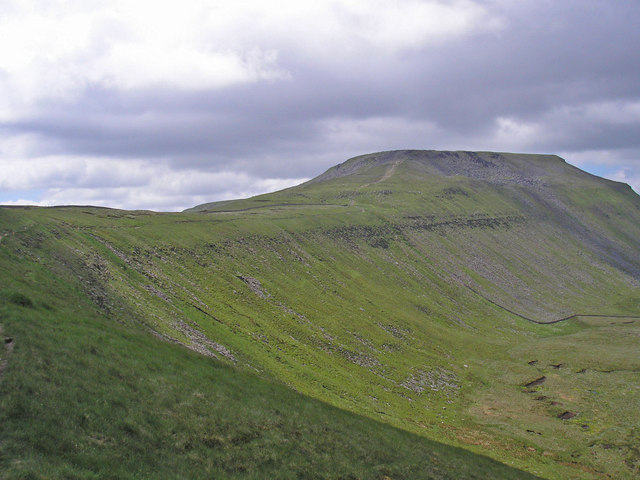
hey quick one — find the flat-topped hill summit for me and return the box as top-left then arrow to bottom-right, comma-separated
191,150 -> 635,211
310,150 -> 577,185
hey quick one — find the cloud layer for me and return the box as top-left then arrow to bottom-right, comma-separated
1,0 -> 640,210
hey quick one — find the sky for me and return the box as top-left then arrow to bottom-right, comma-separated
1,0 -> 640,211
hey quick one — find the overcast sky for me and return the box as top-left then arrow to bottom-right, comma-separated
1,0 -> 639,211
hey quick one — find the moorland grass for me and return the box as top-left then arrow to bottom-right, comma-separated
0,289 -> 537,479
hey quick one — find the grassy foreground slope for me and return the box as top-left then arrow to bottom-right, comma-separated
2,150 -> 640,478
0,269 -> 533,479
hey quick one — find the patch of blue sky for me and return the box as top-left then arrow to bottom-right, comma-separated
0,189 -> 44,205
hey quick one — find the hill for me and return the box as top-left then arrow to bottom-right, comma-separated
2,150 -> 640,479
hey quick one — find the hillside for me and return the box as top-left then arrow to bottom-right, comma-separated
2,150 -> 640,479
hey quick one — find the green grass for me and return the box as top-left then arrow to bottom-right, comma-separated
1,150 -> 640,478
0,289 -> 535,479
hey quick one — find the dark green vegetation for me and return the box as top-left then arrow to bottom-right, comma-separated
2,150 -> 640,479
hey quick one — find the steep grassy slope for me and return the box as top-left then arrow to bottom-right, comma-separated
0,263 -> 533,480
2,150 -> 640,478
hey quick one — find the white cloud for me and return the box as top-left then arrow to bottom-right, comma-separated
0,0 -> 500,117
247,0 -> 501,55
0,198 -> 45,207
490,117 -> 545,151
0,154 -> 306,211
0,155 -> 151,190
0,0 -> 288,117
34,174 -> 307,211
340,0 -> 502,51
198,0 -> 500,54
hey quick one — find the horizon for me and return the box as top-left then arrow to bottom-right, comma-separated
1,149 -> 636,212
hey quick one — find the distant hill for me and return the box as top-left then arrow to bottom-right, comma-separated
189,150 -> 640,322
2,150 -> 640,479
